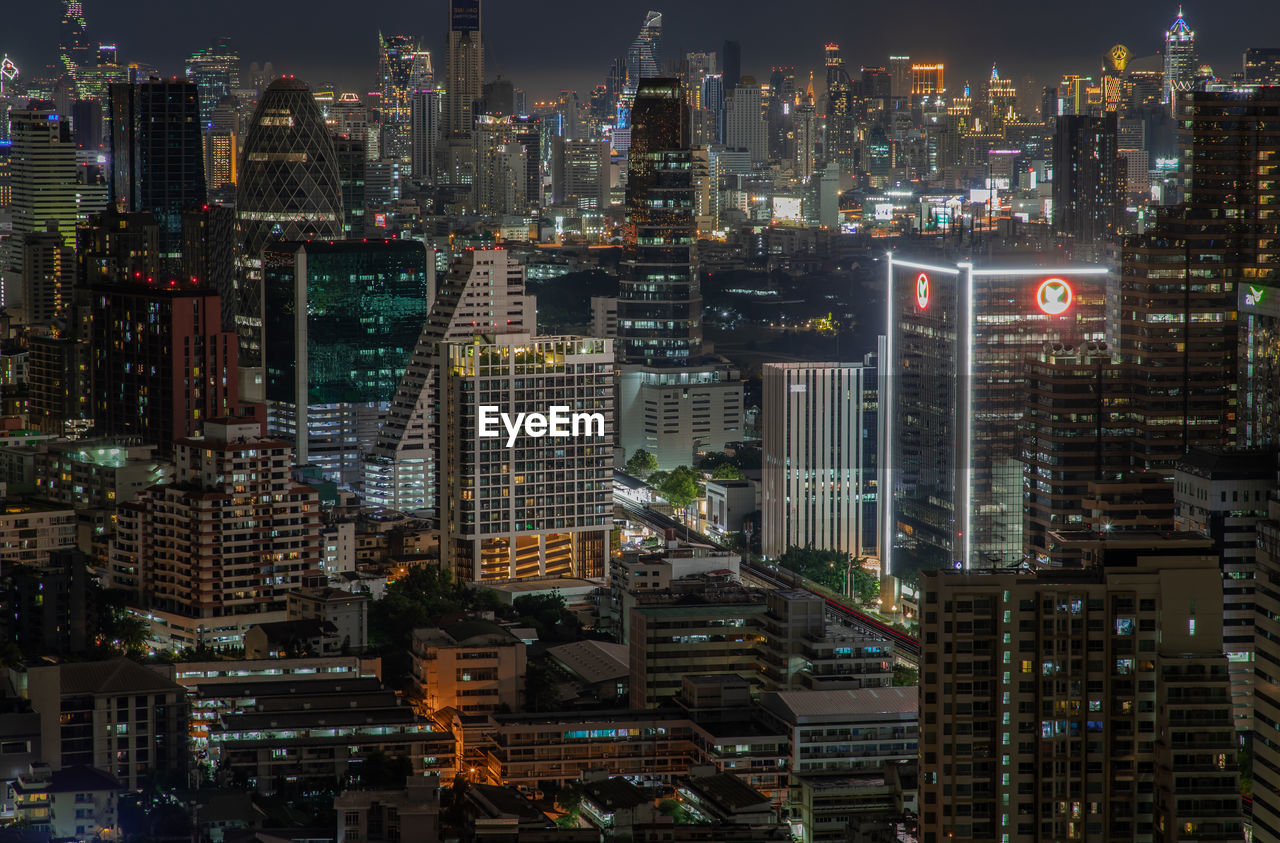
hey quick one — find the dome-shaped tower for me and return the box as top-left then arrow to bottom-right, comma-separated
235,77 -> 342,370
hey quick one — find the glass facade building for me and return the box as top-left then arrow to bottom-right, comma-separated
262,239 -> 430,485
880,256 -> 1108,574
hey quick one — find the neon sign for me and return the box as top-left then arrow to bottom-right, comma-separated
915,273 -> 930,310
1036,278 -> 1073,315
1247,285 -> 1266,306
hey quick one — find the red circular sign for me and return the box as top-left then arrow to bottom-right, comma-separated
1036,277 -> 1073,315
915,273 -> 930,310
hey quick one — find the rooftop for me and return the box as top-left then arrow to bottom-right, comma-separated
761,686 -> 918,721
546,640 -> 629,684
34,658 -> 180,696
683,772 -> 771,813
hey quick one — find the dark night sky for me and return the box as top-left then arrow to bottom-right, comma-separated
5,1 -> 1276,101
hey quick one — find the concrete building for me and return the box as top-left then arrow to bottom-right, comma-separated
335,774 -> 441,843
704,478 -> 756,536
551,137 -> 610,212
618,367 -> 745,471
0,498 -> 76,573
1251,497 -> 1280,840
287,586 -> 370,653
762,360 -> 877,560
23,658 -> 188,792
12,765 -> 120,842
724,82 -> 767,165
919,535 -> 1241,843
412,618 -> 527,716
759,687 -> 918,776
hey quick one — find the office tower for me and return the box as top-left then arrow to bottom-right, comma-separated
1163,8 -> 1196,107
410,87 -> 440,181
1052,113 -> 1124,243
261,240 -> 430,485
185,38 -> 239,125
26,335 -> 90,435
824,44 -> 855,170
235,77 -> 343,374
1021,343 -> 1132,566
911,63 -> 945,97
622,11 -> 663,109
0,110 -> 82,313
682,51 -> 717,110
724,80 -> 766,164
793,80 -> 816,180
377,33 -> 418,162
551,137 -> 609,211
438,334 -> 614,582
58,0 -> 92,79
205,129 -> 236,189
89,281 -> 243,453
111,419 -> 322,650
762,360 -> 877,560
888,55 -> 911,100
510,114 -> 542,207
1173,447 -> 1275,736
880,257 -> 1108,574
920,539 -> 1241,843
364,247 -> 534,514
16,223 -> 71,326
1251,497 -> 1280,838
1244,48 -> 1280,86
471,117 -> 528,215
984,63 -> 1018,127
108,79 -> 208,262
618,79 -> 743,468
443,0 -> 483,139
26,659 -> 187,791
332,135 -> 367,238
722,40 -> 741,90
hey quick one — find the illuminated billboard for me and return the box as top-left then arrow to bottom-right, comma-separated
879,255 -> 1109,575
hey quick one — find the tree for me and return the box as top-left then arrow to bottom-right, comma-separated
625,448 -> 658,478
659,465 -> 701,515
893,664 -> 919,687
711,463 -> 745,480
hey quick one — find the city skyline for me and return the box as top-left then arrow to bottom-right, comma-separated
5,1 -> 1277,101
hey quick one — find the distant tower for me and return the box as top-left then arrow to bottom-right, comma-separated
443,0 -> 483,138
185,38 -> 240,125
234,78 -> 342,374
620,11 -> 663,120
58,0 -> 91,79
722,40 -> 741,90
377,33 -> 418,161
1163,7 -> 1196,107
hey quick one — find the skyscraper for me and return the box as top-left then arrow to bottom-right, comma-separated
443,0 -> 483,139
261,240 -> 431,485
364,247 -> 535,514
724,80 -> 767,164
58,0 -> 92,80
185,38 -> 240,125
410,87 -> 441,182
1051,113 -> 1124,243
722,40 -> 741,91
623,11 -> 663,111
234,77 -> 343,374
377,33 -> 419,162
1162,8 -> 1196,107
109,79 -> 208,263
762,361 -> 878,560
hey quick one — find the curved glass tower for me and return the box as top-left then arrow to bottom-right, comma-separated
235,77 -> 342,371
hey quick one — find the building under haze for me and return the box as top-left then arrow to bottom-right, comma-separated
443,0 -> 483,140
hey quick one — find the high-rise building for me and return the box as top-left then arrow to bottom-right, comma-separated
920,538 -> 1241,842
16,223 -> 71,326
443,0 -> 483,139
261,240 -> 430,485
888,55 -> 911,101
1244,47 -> 1280,86
111,419 -> 322,651
364,247 -> 534,514
185,38 -> 240,125
377,33 -> 419,162
409,87 -> 440,182
438,333 -> 614,582
762,360 -> 878,560
1173,447 -> 1275,736
910,63 -> 945,97
471,116 -> 529,216
58,0 -> 92,80
109,79 -> 208,262
984,63 -> 1018,127
551,137 -> 609,211
723,80 -> 766,164
880,257 -> 1108,574
89,280 -> 243,453
333,135 -> 367,238
722,40 -> 741,91
1251,497 -> 1280,839
1052,113 -> 1124,243
235,77 -> 343,375
621,10 -> 663,115
180,204 -> 237,330
823,44 -> 855,171
1162,8 -> 1196,107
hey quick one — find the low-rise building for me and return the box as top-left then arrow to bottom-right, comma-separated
0,498 -> 76,573
704,478 -> 757,536
285,586 -> 370,653
12,764 -> 120,843
244,619 -> 343,659
334,774 -> 441,843
759,687 -> 918,776
412,619 -> 527,717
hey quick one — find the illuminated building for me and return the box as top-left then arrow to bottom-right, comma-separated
910,63 -> 944,97
261,240 -> 430,485
14,223 -> 70,327
1244,47 -> 1280,86
235,77 -> 343,375
364,247 -> 534,515
112,419 -> 322,651
206,129 -> 236,189
438,333 -> 614,582
333,135 -> 367,238
761,360 -> 878,560
443,0 -> 483,139
180,204 -> 237,331
410,86 -> 440,181
377,33 -> 419,162
0,501 -> 76,571
793,78 -> 816,180
620,10 -> 663,117
823,44 -> 855,170
920,540 -> 1241,843
888,55 -> 911,101
682,50 -> 717,110
470,116 -> 529,215
879,256 -> 1108,574
1051,113 -> 1124,243
1162,7 -> 1196,107
1101,43 -> 1131,113
108,79 -> 208,263
724,78 -> 767,164
551,137 -> 609,211
57,0 -> 92,79
185,38 -> 240,125
412,619 -> 526,715
984,63 -> 1018,127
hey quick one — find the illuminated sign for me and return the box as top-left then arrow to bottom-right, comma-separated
0,57 -> 17,81
450,0 -> 480,32
1247,285 -> 1266,306
915,273 -> 930,310
1036,278 -> 1073,315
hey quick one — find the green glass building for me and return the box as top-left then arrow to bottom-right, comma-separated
263,239 -> 431,484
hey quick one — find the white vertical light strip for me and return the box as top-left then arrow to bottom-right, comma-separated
881,253 -> 895,577
964,263 -> 975,570
295,246 -> 309,467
